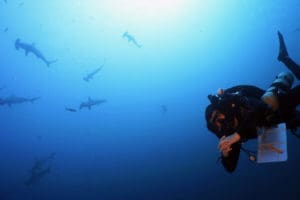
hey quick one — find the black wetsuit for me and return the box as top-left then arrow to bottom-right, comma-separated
214,85 -> 300,172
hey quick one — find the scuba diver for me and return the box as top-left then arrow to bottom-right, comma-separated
205,31 -> 300,173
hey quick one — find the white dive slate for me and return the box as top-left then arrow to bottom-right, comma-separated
257,123 -> 287,163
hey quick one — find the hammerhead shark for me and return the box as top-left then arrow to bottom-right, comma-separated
122,31 -> 142,48
79,97 -> 106,110
0,95 -> 40,107
25,153 -> 56,186
83,60 -> 106,82
293,27 -> 300,32
15,38 -> 57,67
161,104 -> 168,114
24,167 -> 51,186
65,107 -> 77,112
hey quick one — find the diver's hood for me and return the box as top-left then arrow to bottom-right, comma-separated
208,94 -> 221,105
206,94 -> 237,136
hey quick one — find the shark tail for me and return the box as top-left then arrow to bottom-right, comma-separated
30,97 -> 41,103
46,59 -> 58,67
83,76 -> 89,82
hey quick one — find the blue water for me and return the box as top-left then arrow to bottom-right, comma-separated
1,0 -> 300,199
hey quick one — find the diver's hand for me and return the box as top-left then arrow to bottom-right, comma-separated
217,88 -> 225,95
218,136 -> 232,157
218,133 -> 241,157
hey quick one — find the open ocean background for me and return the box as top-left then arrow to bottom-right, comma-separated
1,0 -> 300,199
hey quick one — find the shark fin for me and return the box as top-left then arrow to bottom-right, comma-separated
46,59 -> 58,67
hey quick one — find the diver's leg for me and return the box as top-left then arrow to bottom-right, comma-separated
277,31 -> 300,80
279,57 -> 300,80
281,88 -> 300,134
288,85 -> 300,107
283,85 -> 300,113
286,110 -> 300,135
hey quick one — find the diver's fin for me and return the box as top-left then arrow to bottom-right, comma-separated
277,31 -> 289,62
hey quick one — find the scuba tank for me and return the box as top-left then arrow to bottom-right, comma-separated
261,72 -> 294,111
